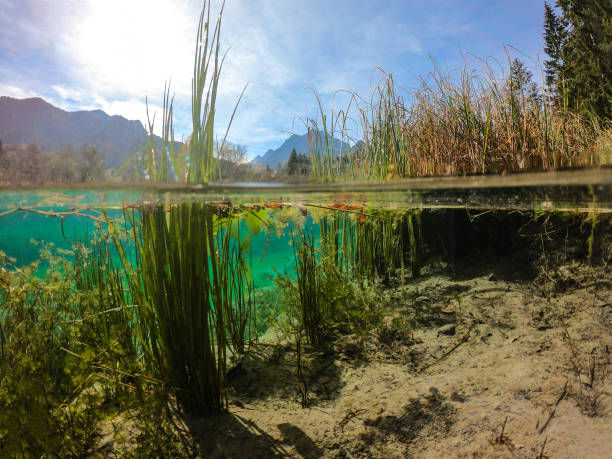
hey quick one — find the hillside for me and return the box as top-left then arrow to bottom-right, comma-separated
253,132 -> 352,168
0,96 -> 156,169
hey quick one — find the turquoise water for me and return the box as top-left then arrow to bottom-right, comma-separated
1,169 -> 610,285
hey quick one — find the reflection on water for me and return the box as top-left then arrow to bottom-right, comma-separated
0,169 -> 610,211
0,169 -> 609,276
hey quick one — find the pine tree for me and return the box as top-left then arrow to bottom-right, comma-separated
509,58 -> 540,104
547,0 -> 612,120
287,148 -> 299,175
543,2 -> 567,93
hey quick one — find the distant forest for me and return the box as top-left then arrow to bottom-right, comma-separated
0,138 -> 305,186
0,141 -> 104,185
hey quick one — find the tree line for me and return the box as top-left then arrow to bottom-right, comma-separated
0,140 -> 104,185
544,0 -> 611,120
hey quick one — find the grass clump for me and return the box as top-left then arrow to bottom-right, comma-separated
109,203 -> 228,413
107,202 -> 257,413
306,58 -> 610,182
0,244 -> 133,456
276,221 -> 384,349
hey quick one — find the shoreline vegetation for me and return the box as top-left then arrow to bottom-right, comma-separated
0,2 -> 610,186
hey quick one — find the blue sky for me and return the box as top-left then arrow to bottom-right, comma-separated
0,0 -> 548,158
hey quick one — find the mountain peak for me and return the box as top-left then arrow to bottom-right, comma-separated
252,131 -> 351,167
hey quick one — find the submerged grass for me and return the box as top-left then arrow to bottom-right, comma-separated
108,203 -> 229,412
292,228 -> 323,347
103,202 -> 258,413
217,218 -> 256,356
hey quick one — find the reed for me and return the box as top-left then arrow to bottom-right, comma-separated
319,213 -> 356,274
217,218 -> 256,356
304,90 -> 357,182
292,228 -> 323,347
107,202 -> 229,412
317,209 -> 419,283
354,211 -> 404,282
131,1 -> 246,184
306,57 -> 610,182
366,63 -> 610,178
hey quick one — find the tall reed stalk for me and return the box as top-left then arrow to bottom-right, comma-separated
107,202 -> 229,412
217,218 -> 256,356
133,1 -> 246,184
305,90 -> 356,182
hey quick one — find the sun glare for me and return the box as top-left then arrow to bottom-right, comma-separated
70,0 -> 194,98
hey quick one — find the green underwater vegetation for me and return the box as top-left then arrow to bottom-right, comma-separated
1,196 -> 610,454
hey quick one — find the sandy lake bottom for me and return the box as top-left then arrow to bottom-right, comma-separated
99,252 -> 611,458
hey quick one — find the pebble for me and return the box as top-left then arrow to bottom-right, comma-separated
437,324 -> 456,336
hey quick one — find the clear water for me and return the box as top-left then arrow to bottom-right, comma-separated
1,169 -> 609,280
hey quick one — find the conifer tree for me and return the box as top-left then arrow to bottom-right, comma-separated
509,58 -> 540,104
543,2 -> 567,94
287,148 -> 299,175
544,0 -> 612,119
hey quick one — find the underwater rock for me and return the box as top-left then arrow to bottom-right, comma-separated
437,324 -> 456,336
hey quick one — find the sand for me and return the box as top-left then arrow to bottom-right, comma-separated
103,257 -> 611,458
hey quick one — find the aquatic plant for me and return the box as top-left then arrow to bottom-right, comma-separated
277,216 -> 388,345
217,217 -> 256,356
318,208 -> 420,283
187,2 -> 247,184
0,245 -> 112,455
108,203 -> 228,412
354,211 -> 405,282
292,228 -> 323,347
305,57 -> 610,182
128,1 -> 246,184
105,202 -> 259,412
304,90 -> 357,182
319,212 -> 356,274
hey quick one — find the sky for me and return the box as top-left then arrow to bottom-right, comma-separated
0,0 -> 549,159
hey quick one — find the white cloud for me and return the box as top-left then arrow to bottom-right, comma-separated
0,84 -> 39,99
52,85 -> 82,102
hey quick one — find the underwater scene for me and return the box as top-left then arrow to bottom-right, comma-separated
0,171 -> 610,457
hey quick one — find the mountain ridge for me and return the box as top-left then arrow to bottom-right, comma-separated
0,96 -> 156,169
252,132 -> 352,168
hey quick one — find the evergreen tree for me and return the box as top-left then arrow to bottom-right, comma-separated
81,146 -> 104,182
296,153 -> 311,176
509,58 -> 540,104
287,148 -> 299,175
544,0 -> 612,119
543,2 -> 567,93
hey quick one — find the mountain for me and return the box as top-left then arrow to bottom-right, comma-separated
252,132 -> 352,168
0,96 -> 157,169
